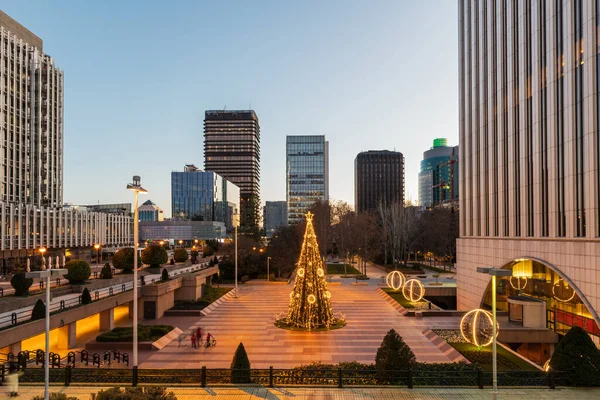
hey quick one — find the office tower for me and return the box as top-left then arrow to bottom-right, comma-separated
0,11 -> 131,266
286,135 -> 329,224
171,164 -> 240,231
354,150 -> 404,213
264,201 -> 287,236
458,0 -> 600,351
138,200 -> 164,222
204,110 -> 260,229
418,139 -> 459,208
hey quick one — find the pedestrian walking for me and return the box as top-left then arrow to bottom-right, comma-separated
196,327 -> 202,343
191,332 -> 197,350
178,333 -> 184,348
7,361 -> 20,397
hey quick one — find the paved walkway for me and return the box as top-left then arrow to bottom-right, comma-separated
10,386 -> 600,400
141,277 -> 461,369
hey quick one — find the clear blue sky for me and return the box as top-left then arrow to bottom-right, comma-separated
2,1 -> 458,216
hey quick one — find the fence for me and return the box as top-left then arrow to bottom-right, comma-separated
0,366 -> 565,389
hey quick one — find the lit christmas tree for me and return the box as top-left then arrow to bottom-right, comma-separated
283,211 -> 337,330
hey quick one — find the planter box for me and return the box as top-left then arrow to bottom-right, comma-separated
85,327 -> 182,352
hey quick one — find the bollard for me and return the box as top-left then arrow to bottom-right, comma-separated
39,280 -> 44,290
122,353 -> 129,367
113,350 -> 121,363
93,353 -> 100,368
81,350 -> 89,366
109,287 -> 113,296
407,367 -> 413,389
11,312 -> 17,325
60,300 -> 65,310
67,352 -> 75,367
0,287 -> 3,297
201,366 -> 207,387
122,284 -> 126,292
269,366 -> 274,388
56,277 -> 61,286
94,291 -> 99,300
0,364 -> 4,383
51,353 -> 61,368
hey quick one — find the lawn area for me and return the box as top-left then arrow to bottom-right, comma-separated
411,262 -> 455,274
170,285 -> 231,310
449,342 -> 538,371
382,288 -> 415,309
326,263 -> 361,275
96,325 -> 174,342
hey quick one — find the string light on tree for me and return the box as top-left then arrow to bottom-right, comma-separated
276,212 -> 345,331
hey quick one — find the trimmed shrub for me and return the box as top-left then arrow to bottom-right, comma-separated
100,263 -> 113,279
213,256 -> 219,264
91,386 -> 176,400
10,272 -> 33,297
31,299 -> 46,321
173,248 -> 188,263
203,246 -> 214,257
113,247 -> 135,273
81,288 -> 92,304
190,250 -> 199,259
375,329 -> 416,372
231,342 -> 251,383
549,326 -> 600,386
169,258 -> 175,265
65,259 -> 91,284
161,268 -> 170,282
96,325 -> 174,342
141,244 -> 168,268
33,393 -> 79,400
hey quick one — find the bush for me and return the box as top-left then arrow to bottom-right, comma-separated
100,263 -> 113,279
549,326 -> 600,386
65,259 -> 91,284
203,246 -> 214,257
161,268 -> 170,282
375,329 -> 416,372
10,272 -> 33,297
142,244 -> 168,268
173,248 -> 188,263
241,275 -> 249,283
231,342 -> 251,383
81,288 -> 92,304
33,393 -> 79,400
113,247 -> 135,273
190,250 -> 199,264
96,325 -> 174,342
91,386 -> 176,400
31,299 -> 46,321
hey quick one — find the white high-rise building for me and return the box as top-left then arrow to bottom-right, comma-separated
457,0 -> 600,356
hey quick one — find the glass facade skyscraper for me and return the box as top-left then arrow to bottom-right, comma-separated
171,165 -> 240,231
418,138 -> 459,208
286,135 -> 329,224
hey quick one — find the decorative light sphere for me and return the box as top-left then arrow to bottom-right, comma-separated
386,270 -> 406,291
543,359 -> 551,371
552,279 -> 576,302
325,291 -> 331,299
297,268 -> 305,277
460,309 -> 499,347
510,276 -> 528,291
402,279 -> 425,302
307,294 -> 316,304
317,268 -> 324,277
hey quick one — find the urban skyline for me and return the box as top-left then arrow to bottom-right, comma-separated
0,1 -> 458,216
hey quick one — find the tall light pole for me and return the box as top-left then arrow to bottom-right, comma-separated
26,247 -> 66,400
127,175 -> 147,369
233,210 -> 240,298
94,244 -> 100,271
267,256 -> 271,282
477,267 -> 512,400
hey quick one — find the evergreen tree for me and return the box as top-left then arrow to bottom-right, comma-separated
375,329 -> 416,371
285,212 -> 335,329
81,288 -> 92,304
161,268 -> 170,282
549,326 -> 600,386
230,342 -> 251,383
31,299 -> 46,321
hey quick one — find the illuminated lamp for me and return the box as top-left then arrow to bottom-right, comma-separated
402,279 -> 425,302
460,309 -> 499,348
552,279 -> 576,302
307,294 -> 316,304
297,268 -> 305,277
386,270 -> 406,291
512,259 -> 533,278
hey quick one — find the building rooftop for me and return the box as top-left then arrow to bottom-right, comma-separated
0,10 -> 43,49
205,110 -> 258,121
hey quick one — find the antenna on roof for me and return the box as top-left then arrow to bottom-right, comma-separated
249,101 -> 252,110
223,105 -> 226,111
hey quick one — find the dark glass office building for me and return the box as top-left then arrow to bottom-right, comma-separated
171,165 -> 240,231
263,201 -> 287,236
354,150 -> 404,213
204,110 -> 260,229
286,135 -> 329,224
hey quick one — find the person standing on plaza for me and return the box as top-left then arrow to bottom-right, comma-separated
191,332 -> 197,350
197,327 -> 202,344
178,333 -> 184,348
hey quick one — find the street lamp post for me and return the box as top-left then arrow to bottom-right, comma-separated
233,211 -> 240,298
127,175 -> 147,369
178,240 -> 183,248
94,244 -> 100,271
26,247 -> 66,400
476,267 -> 512,399
267,257 -> 271,282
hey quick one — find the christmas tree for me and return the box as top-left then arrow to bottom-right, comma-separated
284,211 -> 336,330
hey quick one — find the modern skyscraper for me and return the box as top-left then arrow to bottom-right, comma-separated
418,139 -> 459,208
0,11 -> 132,266
354,150 -> 404,213
138,200 -> 164,222
458,0 -> 600,350
204,110 -> 260,229
171,164 -> 240,231
286,135 -> 329,224
263,201 -> 287,236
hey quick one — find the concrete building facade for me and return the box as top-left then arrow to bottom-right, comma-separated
138,200 -> 164,222
457,0 -> 600,350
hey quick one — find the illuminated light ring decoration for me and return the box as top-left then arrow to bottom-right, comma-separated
543,359 -> 551,372
510,276 -> 528,291
386,270 -> 406,291
307,294 -> 316,304
325,291 -> 332,299
297,268 -> 305,277
460,309 -> 499,348
317,268 -> 324,277
552,279 -> 576,303
402,279 -> 425,303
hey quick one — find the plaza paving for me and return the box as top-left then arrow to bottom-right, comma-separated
141,272 -> 461,369
10,386 -> 600,400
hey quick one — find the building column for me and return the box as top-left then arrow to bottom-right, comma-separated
99,308 -> 115,332
57,323 -> 76,350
